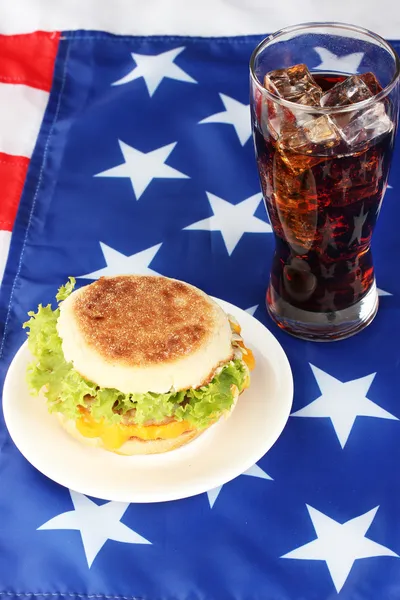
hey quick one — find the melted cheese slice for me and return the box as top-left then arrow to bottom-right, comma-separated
229,318 -> 255,371
76,415 -> 194,450
242,347 -> 255,370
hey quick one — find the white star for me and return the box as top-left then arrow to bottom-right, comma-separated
199,94 -> 251,145
111,47 -> 196,95
291,364 -> 398,448
282,505 -> 398,593
313,47 -> 365,74
38,490 -> 151,568
246,305 -> 259,317
94,140 -> 188,200
320,264 -> 335,279
387,184 -> 393,189
184,192 -> 271,255
347,255 -> 361,272
378,287 -> 392,296
340,167 -> 353,189
350,204 -> 368,244
351,277 -> 364,300
79,242 -> 162,279
321,215 -> 337,251
207,463 -> 272,508
376,158 -> 384,181
321,162 -> 331,178
318,289 -> 337,312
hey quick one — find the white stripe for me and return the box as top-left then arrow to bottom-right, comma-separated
0,83 -> 48,158
0,0 -> 398,38
0,229 -> 11,286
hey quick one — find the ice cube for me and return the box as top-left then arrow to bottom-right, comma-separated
320,75 -> 373,107
296,90 -> 323,106
340,102 -> 393,147
264,63 -> 322,106
273,160 -> 319,252
279,116 -> 340,154
276,116 -> 340,175
359,72 -> 383,96
277,146 -> 323,176
262,64 -> 324,140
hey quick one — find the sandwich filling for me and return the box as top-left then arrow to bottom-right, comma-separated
24,279 -> 254,450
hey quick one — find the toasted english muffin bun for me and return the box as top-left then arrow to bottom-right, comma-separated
57,275 -> 233,394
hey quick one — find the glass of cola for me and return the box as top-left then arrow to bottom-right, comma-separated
250,22 -> 400,341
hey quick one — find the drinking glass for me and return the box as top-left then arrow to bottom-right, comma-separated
250,22 -> 400,341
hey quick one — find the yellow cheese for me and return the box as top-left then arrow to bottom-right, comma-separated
231,321 -> 241,334
243,347 -> 255,370
76,415 -> 194,450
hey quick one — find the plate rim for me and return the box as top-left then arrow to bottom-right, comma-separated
2,297 -> 294,502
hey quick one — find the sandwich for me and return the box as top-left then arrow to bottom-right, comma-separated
23,274 -> 255,455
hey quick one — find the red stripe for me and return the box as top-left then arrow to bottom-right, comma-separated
0,31 -> 60,243
0,31 -> 60,92
0,153 -> 30,231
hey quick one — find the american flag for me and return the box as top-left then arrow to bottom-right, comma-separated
0,24 -> 400,600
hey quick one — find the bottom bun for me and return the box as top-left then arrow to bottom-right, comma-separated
116,429 -> 205,455
56,413 -> 208,455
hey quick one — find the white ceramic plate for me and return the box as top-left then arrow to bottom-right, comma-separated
2,298 -> 293,503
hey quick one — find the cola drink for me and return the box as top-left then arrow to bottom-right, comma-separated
253,69 -> 395,328
250,24 -> 400,341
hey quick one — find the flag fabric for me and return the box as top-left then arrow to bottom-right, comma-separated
0,32 -> 60,286
0,29 -> 400,600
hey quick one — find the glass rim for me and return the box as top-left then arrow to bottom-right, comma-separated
249,21 -> 400,115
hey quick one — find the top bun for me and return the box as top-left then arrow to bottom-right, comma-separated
57,275 -> 233,394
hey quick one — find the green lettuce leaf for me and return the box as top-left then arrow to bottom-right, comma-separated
23,280 -> 248,429
56,276 -> 76,302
